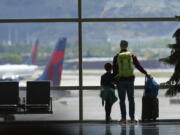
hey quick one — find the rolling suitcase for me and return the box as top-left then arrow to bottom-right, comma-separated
141,97 -> 159,121
141,76 -> 159,121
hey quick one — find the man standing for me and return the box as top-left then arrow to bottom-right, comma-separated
113,40 -> 149,122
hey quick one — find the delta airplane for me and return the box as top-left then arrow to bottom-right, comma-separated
0,40 -> 39,81
0,37 -> 67,87
37,37 -> 76,100
37,37 -> 66,86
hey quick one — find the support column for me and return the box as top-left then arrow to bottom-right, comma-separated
78,0 -> 83,121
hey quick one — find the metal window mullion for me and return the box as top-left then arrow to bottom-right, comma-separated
78,0 -> 83,121
0,17 -> 178,23
0,18 -> 78,23
19,85 -> 168,90
82,17 -> 177,22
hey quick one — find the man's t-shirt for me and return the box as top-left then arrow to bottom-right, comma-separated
113,50 -> 147,81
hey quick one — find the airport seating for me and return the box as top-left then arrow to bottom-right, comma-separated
0,82 -> 19,113
25,81 -> 52,113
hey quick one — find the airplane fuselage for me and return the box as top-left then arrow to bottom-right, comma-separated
0,64 -> 38,80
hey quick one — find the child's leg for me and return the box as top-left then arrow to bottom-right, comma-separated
105,101 -> 112,120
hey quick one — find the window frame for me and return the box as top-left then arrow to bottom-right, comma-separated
0,0 -> 178,121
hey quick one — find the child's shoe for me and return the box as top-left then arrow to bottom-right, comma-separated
106,116 -> 112,123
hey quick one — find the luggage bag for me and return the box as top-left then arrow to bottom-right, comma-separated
142,76 -> 159,121
141,97 -> 159,121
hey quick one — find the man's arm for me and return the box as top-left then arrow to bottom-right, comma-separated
132,54 -> 148,75
100,75 -> 103,86
113,54 -> 118,75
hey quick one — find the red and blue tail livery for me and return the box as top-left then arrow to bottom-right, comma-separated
26,39 -> 39,65
31,39 -> 39,65
38,38 -> 66,86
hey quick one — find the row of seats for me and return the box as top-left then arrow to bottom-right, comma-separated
0,81 -> 52,114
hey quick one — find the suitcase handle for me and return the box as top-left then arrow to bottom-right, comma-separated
145,75 -> 153,84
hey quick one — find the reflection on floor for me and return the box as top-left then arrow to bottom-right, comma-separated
0,121 -> 180,135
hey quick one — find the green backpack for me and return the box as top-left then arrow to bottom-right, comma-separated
116,51 -> 134,77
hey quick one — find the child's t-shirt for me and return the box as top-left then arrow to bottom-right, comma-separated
101,72 -> 115,89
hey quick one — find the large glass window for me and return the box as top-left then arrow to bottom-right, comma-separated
83,89 -> 180,120
0,0 -> 179,121
0,0 -> 77,19
82,22 -> 179,86
0,23 -> 79,86
16,90 -> 79,120
83,0 -> 180,18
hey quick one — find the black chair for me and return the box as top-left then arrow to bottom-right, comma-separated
26,81 -> 52,113
0,82 -> 19,113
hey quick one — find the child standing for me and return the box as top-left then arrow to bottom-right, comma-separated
100,63 -> 117,122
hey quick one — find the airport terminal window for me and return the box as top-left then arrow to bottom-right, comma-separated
0,23 -> 79,86
82,0 -> 180,18
0,0 -> 77,19
0,0 -> 179,120
82,22 -> 179,86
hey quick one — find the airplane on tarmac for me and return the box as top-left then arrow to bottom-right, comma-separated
25,39 -> 39,65
0,40 -> 39,81
1,37 -> 73,101
37,37 -> 66,86
0,37 -> 67,87
36,37 -> 76,100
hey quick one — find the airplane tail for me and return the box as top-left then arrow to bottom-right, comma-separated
26,39 -> 39,65
37,38 -> 66,86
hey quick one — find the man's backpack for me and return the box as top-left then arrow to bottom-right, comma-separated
116,51 -> 134,77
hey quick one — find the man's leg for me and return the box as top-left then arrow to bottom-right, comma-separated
127,80 -> 135,120
117,81 -> 126,120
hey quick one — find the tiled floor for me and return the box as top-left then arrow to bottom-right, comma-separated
0,121 -> 180,135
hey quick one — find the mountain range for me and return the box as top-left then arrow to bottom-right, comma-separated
0,0 -> 179,45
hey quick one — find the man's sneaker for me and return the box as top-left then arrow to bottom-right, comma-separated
119,118 -> 126,123
128,119 -> 137,123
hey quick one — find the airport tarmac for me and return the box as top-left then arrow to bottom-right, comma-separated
60,69 -> 172,86
24,69 -> 172,86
